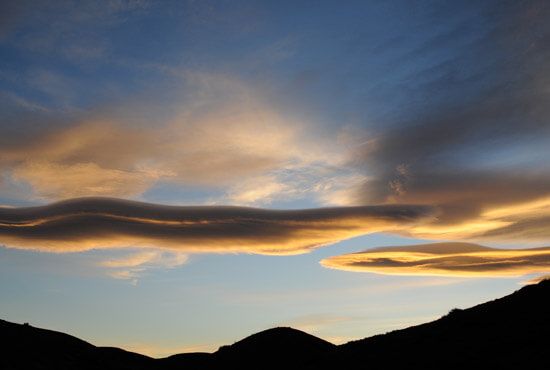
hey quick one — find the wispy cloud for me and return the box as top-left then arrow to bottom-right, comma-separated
521,274 -> 550,285
0,72 -> 353,205
223,175 -> 292,206
100,249 -> 188,284
321,242 -> 550,277
336,1 -> 550,242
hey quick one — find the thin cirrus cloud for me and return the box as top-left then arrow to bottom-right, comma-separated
320,242 -> 550,277
0,197 -> 434,255
99,249 -> 189,284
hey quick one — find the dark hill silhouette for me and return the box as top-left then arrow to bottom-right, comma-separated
214,327 -> 335,369
2,279 -> 549,369
0,320 -> 153,370
157,327 -> 334,370
332,278 -> 550,369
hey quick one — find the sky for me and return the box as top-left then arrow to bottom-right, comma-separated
1,0 -> 549,357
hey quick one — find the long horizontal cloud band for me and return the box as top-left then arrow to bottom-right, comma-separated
321,243 -> 550,277
0,197 -> 434,254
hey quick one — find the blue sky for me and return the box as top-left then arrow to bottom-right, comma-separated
1,0 -> 549,357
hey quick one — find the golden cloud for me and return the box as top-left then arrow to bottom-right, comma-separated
0,197 -> 434,255
12,161 -> 157,198
1,112 -> 303,199
320,242 -> 550,277
0,73 -> 343,202
403,196 -> 550,241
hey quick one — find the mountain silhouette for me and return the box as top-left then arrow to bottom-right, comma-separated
214,327 -> 335,369
2,279 -> 549,369
0,319 -> 154,370
332,278 -> 550,369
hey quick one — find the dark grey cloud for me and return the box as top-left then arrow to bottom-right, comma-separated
347,1 -> 550,240
358,170 -> 550,224
480,215 -> 550,240
0,197 -> 434,254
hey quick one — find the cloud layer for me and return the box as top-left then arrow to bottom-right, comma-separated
1,1 -> 549,244
341,1 -> 550,241
0,94 -> 303,198
0,71 -> 352,206
0,197 -> 433,255
321,242 -> 550,277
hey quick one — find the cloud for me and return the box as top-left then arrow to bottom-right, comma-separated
342,1 -> 550,241
223,175 -> 292,206
0,72 -> 352,204
383,175 -> 550,241
100,249 -> 188,284
100,250 -> 188,269
522,274 -> 550,285
12,161 -> 158,199
0,197 -> 433,255
320,242 -> 550,277
2,1 -> 549,244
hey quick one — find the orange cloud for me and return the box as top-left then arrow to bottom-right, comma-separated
402,196 -> 550,241
320,242 -> 550,277
522,274 -> 550,285
12,161 -> 157,198
0,197 -> 433,255
0,73 -> 345,202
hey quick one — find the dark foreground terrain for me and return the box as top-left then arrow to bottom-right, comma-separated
2,280 -> 549,369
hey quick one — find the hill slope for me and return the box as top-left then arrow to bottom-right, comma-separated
333,279 -> 550,369
1,280 -> 549,369
0,319 -> 154,370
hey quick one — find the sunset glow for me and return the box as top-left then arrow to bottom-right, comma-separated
1,0 -> 549,358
